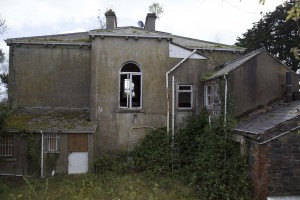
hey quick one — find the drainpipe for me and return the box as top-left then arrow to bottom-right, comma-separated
172,76 -> 175,147
223,74 -> 228,161
165,48 -> 197,133
40,130 -> 44,178
224,73 -> 228,128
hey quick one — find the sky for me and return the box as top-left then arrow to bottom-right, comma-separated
0,0 -> 287,99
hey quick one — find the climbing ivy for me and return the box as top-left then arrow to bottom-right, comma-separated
22,133 -> 41,176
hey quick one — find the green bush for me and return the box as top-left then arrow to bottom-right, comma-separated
178,113 -> 252,200
131,128 -> 171,176
93,152 -> 132,174
0,100 -> 11,131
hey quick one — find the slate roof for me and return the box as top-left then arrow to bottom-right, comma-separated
205,48 -> 264,81
6,26 -> 242,50
234,101 -> 300,137
5,108 -> 97,133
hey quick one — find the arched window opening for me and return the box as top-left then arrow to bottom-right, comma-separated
120,63 -> 142,108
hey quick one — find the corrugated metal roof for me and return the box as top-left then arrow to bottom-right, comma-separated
206,48 -> 264,80
234,101 -> 300,135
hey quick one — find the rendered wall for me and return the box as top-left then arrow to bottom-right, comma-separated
8,44 -> 91,108
232,51 -> 299,117
90,37 -> 208,153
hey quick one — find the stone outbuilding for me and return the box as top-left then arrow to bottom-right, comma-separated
203,48 -> 299,117
234,101 -> 300,199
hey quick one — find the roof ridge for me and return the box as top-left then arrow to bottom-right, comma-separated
218,48 -> 265,69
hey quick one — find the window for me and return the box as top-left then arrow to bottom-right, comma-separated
0,135 -> 13,157
205,85 -> 212,107
45,133 -> 60,153
178,85 -> 193,109
120,63 -> 142,108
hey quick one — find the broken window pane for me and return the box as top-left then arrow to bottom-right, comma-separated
120,63 -> 141,108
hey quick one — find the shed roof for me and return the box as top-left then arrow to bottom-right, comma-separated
5,108 -> 97,134
234,101 -> 300,137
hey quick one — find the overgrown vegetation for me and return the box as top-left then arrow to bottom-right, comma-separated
0,101 -> 11,130
1,173 -> 198,200
91,110 -> 252,199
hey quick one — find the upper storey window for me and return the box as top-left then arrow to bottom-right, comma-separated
119,63 -> 142,109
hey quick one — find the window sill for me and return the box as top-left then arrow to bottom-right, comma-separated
116,108 -> 145,113
0,157 -> 16,162
177,108 -> 194,112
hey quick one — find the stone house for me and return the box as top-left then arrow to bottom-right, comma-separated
0,11 -> 299,195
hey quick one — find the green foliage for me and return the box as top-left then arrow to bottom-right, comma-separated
93,152 -> 132,174
236,1 -> 300,71
0,101 -> 11,131
45,153 -> 59,176
131,128 -> 171,176
2,173 -> 198,200
22,133 -> 41,175
0,181 -> 8,194
178,113 -> 252,200
0,73 -> 8,87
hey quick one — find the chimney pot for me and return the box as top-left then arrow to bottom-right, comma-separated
145,13 -> 157,31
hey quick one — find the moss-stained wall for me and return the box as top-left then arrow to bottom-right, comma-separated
232,51 -> 299,116
8,45 -> 91,108
248,117 -> 300,199
90,37 -> 208,153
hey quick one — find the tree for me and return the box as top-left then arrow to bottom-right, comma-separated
97,9 -> 106,29
236,1 -> 300,71
0,15 -> 7,89
149,3 -> 164,19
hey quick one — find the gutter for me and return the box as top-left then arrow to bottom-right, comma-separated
245,125 -> 300,145
89,33 -> 172,40
6,41 -> 91,47
6,125 -> 98,134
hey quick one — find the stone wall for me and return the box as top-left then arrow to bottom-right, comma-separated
248,118 -> 300,199
203,79 -> 221,117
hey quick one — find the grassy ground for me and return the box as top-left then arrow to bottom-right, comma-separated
0,172 -> 198,200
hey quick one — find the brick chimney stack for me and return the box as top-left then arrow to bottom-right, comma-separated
145,13 -> 157,31
105,9 -> 117,29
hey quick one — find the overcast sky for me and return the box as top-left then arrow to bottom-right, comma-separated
0,0 -> 286,57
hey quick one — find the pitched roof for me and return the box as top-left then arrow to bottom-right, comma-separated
234,100 -> 300,141
205,48 -> 264,80
6,26 -> 242,51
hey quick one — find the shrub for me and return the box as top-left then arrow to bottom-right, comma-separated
93,152 -> 131,174
178,112 -> 252,200
131,128 -> 171,176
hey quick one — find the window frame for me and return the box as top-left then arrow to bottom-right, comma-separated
45,133 -> 60,153
177,84 -> 193,109
0,135 -> 14,157
205,84 -> 212,107
119,62 -> 142,109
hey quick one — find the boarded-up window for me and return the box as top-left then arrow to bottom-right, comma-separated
68,134 -> 88,152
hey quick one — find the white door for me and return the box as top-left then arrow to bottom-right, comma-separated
68,152 -> 88,174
